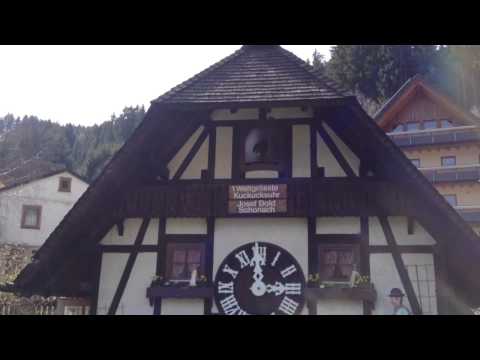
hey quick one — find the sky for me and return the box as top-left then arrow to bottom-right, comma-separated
0,45 -> 332,126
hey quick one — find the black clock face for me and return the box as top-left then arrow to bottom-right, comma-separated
214,242 -> 305,315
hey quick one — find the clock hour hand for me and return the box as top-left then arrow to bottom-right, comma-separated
265,282 -> 285,296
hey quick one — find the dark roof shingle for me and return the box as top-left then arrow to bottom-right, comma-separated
155,45 -> 352,105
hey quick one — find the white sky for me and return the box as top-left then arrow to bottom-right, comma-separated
0,45 -> 332,126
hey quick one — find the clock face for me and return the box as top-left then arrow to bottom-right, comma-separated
214,242 -> 305,315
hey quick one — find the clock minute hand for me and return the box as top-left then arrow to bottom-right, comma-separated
249,242 -> 267,297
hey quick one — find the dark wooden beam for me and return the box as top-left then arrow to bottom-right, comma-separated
107,217 -> 151,315
369,245 -> 435,254
100,245 -> 158,253
310,124 -> 317,179
172,128 -> 209,180
360,217 -> 372,315
204,217 -> 215,315
207,123 -> 216,181
316,125 -> 356,178
89,247 -> 102,315
154,217 -> 166,315
378,216 -> 423,315
307,217 -> 317,315
407,217 -> 415,235
116,220 -> 124,236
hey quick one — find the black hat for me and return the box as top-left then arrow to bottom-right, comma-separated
389,288 -> 405,297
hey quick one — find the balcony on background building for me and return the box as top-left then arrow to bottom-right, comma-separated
387,125 -> 480,148
456,206 -> 480,224
419,164 -> 480,183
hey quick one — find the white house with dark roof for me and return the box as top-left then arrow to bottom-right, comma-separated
0,159 -> 89,247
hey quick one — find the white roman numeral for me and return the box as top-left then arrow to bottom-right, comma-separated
285,283 -> 301,295
235,250 -> 251,269
279,296 -> 299,315
218,281 -> 234,294
256,245 -> 267,266
281,265 -> 297,278
220,294 -> 240,315
222,264 -> 239,279
271,251 -> 281,267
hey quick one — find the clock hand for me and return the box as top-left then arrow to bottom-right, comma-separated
250,242 -> 266,297
265,282 -> 286,296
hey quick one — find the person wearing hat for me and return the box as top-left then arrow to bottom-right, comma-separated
389,288 -> 411,315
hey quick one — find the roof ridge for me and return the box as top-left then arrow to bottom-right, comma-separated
276,46 -> 353,98
153,46 -> 246,103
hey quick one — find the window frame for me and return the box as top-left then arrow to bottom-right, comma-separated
441,156 -> 457,167
165,242 -> 206,282
317,242 -> 360,284
21,205 -> 42,229
440,119 -> 453,128
405,122 -> 420,132
58,176 -> 72,193
423,119 -> 438,130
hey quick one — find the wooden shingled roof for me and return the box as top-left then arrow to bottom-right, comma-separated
11,46 -> 480,310
155,45 -> 352,105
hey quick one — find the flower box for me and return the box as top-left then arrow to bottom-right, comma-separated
306,284 -> 377,303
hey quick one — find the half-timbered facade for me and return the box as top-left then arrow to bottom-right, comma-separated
11,46 -> 480,315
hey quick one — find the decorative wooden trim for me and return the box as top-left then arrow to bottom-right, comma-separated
204,217 -> 215,315
207,122 -> 216,181
407,217 -> 415,235
154,217 -> 166,315
316,125 -> 356,178
378,216 -> 423,315
172,128 -> 209,180
89,246 -> 102,315
368,245 -> 435,254
307,217 -> 317,315
21,205 -> 42,230
107,217 -> 151,315
58,176 -> 72,192
360,217 -> 372,315
211,118 -> 314,127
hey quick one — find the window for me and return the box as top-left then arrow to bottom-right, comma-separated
21,205 -> 42,229
58,177 -> 72,192
441,156 -> 456,167
64,305 -> 87,315
406,122 -> 420,131
423,120 -> 437,130
166,242 -> 205,281
443,194 -> 457,207
440,119 -> 453,128
318,244 -> 359,283
392,124 -> 405,133
406,263 -> 437,315
410,159 -> 421,168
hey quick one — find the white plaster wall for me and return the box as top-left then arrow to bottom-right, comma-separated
317,133 -> 346,177
292,125 -> 311,178
388,217 -> 436,246
322,123 -> 360,176
165,218 -> 207,234
214,127 -> 233,179
369,217 -> 388,245
100,218 -> 159,246
245,171 -> 278,179
118,253 -> 156,315
316,299 -> 363,315
97,253 -> 129,315
316,217 -> 361,234
168,126 -> 204,179
161,299 -> 205,315
0,171 -> 88,247
181,137 -> 209,180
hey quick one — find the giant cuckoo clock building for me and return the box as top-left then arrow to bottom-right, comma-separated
12,45 -> 480,315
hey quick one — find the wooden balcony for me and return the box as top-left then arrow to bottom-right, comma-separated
306,284 -> 377,303
388,125 -> 480,148
420,165 -> 480,183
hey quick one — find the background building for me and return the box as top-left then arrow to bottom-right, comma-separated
376,75 -> 480,234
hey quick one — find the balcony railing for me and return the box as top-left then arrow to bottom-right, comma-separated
387,125 -> 480,147
419,164 -> 480,183
456,206 -> 480,224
